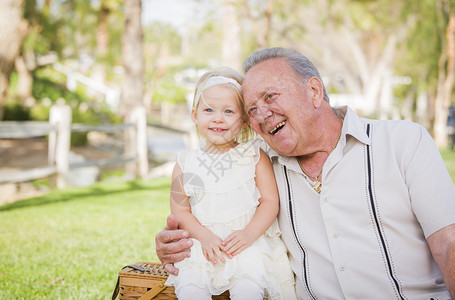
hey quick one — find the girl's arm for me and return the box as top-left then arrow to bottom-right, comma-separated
223,149 -> 279,256
170,162 -> 226,264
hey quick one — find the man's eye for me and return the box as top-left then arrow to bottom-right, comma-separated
266,93 -> 276,101
248,107 -> 257,116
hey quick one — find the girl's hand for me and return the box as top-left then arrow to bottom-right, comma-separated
200,233 -> 226,264
222,229 -> 255,257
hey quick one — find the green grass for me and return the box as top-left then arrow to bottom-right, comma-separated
0,177 -> 171,300
0,151 -> 454,300
440,148 -> 455,180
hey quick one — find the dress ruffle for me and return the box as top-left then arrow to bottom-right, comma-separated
191,179 -> 260,225
166,139 -> 296,299
166,236 -> 295,299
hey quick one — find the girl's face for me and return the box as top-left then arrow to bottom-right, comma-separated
192,85 -> 246,153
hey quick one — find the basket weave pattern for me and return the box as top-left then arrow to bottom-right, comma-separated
116,262 -> 229,299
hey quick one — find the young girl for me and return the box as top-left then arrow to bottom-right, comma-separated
165,67 -> 296,300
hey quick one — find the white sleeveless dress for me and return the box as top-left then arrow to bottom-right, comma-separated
165,139 -> 296,299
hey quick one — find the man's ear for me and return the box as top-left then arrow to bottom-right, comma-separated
308,77 -> 324,108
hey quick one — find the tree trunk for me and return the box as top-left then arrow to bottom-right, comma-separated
222,0 -> 242,72
92,2 -> 110,84
96,4 -> 110,58
143,44 -> 169,114
255,0 -> 273,49
400,91 -> 415,121
122,0 -> 145,178
416,82 -> 431,129
362,34 -> 397,117
434,11 -> 455,147
122,0 -> 143,110
242,0 -> 273,50
0,0 -> 28,120
15,49 -> 36,105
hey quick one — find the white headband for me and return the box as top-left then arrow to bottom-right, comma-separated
194,76 -> 242,107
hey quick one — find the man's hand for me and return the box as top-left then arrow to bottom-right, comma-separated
155,215 -> 193,275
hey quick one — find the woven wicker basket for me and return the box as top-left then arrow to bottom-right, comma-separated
112,262 -> 229,299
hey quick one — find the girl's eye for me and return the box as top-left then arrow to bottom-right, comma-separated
225,109 -> 233,114
205,108 -> 213,112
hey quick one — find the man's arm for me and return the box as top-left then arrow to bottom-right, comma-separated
155,214 -> 193,275
427,223 -> 455,298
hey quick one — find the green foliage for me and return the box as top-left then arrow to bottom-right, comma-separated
104,19 -> 124,65
70,133 -> 88,147
29,105 -> 51,121
0,177 -> 171,299
27,99 -> 122,147
31,77 -> 68,103
152,80 -> 188,104
391,0 -> 442,107
94,1 -> 124,66
70,103 -> 122,146
30,65 -> 121,122
31,67 -> 88,103
23,0 -> 124,64
8,63 -> 122,146
143,22 -> 182,57
3,102 -> 30,121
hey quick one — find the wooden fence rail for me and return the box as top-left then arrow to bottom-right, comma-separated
0,104 -> 148,188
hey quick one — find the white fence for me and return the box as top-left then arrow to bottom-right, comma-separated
0,104 -> 148,188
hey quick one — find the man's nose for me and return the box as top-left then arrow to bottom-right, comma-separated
254,103 -> 273,123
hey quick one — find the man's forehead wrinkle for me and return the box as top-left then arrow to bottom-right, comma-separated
244,87 -> 272,107
256,86 -> 276,98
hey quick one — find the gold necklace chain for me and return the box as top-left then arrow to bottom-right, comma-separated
298,121 -> 343,193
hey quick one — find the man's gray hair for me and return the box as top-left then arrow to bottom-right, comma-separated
242,47 -> 329,102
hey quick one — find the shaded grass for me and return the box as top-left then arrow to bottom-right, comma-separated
0,177 -> 171,300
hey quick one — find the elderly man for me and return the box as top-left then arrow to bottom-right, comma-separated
156,47 -> 455,299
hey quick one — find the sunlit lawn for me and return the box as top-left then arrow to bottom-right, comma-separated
0,150 -> 454,300
440,148 -> 455,180
0,177 -> 171,300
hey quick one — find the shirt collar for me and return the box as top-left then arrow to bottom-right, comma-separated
340,106 -> 371,146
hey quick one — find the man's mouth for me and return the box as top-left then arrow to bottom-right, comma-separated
269,121 -> 286,135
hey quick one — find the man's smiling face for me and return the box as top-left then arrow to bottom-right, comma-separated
242,58 -> 317,157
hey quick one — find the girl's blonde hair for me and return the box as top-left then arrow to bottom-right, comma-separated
192,67 -> 255,143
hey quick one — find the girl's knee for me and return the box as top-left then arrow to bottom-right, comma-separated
229,279 -> 264,300
175,284 -> 211,300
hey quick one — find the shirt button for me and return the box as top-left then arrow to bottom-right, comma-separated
339,266 -> 345,271
332,233 -> 339,239
323,196 -> 328,202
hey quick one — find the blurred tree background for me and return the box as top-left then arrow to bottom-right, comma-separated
1,0 -> 454,147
